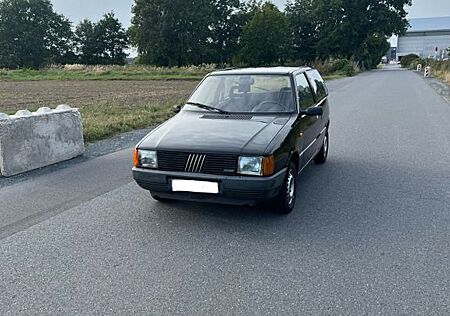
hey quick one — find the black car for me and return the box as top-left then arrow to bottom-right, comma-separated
133,67 -> 330,214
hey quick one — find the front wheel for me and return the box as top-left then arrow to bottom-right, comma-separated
314,131 -> 329,164
272,162 -> 297,214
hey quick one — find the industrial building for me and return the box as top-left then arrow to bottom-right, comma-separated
397,16 -> 450,60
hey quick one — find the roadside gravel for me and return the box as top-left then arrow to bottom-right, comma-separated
415,71 -> 450,105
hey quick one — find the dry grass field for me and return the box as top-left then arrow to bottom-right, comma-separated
0,80 -> 199,142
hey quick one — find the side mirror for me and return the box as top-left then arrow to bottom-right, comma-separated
172,104 -> 183,114
302,106 -> 323,117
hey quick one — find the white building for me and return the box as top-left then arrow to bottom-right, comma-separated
397,16 -> 450,60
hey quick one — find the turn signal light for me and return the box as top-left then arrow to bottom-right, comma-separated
133,148 -> 139,168
262,156 -> 275,176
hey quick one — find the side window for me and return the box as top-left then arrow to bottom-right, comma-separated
306,70 -> 328,101
295,74 -> 315,110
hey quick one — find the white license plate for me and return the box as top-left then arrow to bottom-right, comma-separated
171,179 -> 219,194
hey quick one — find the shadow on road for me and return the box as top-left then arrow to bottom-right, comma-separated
139,155 -> 447,247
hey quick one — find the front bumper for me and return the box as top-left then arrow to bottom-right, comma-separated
132,168 -> 287,206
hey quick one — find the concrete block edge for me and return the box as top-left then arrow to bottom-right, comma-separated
0,104 -> 79,121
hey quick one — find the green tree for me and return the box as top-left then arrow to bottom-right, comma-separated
319,0 -> 410,62
130,0 -> 212,66
75,13 -> 128,65
0,0 -> 74,68
355,34 -> 390,69
208,0 -> 243,66
95,13 -> 129,65
286,0 -> 411,68
129,0 -> 165,65
285,0 -> 317,62
238,2 -> 291,66
75,20 -> 98,64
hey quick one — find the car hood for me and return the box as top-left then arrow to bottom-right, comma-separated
139,110 -> 293,155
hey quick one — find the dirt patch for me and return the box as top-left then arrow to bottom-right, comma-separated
0,80 -> 199,142
0,80 -> 198,113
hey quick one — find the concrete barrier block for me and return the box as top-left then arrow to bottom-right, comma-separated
35,107 -> 52,114
55,104 -> 73,111
0,106 -> 84,177
14,110 -> 33,117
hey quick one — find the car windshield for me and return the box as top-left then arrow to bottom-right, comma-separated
187,75 -> 295,114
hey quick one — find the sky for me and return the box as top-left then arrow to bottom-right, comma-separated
51,0 -> 450,49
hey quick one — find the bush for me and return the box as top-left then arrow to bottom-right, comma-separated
400,54 -> 419,68
409,58 -> 426,70
312,58 -> 358,77
329,59 -> 350,73
342,63 -> 356,76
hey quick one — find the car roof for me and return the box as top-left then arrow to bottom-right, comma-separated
210,66 -> 311,76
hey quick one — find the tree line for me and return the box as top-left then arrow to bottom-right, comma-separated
0,0 -> 412,70
0,0 -> 128,68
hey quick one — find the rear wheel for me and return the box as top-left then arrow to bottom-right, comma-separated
273,162 -> 297,214
314,131 -> 329,164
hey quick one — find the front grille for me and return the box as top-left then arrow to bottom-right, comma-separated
158,151 -> 237,175
185,154 -> 206,173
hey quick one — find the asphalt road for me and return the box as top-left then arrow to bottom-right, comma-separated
1,67 -> 449,315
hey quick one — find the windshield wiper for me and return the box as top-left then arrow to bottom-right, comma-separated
187,102 -> 229,114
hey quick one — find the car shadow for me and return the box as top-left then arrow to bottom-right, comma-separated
146,156 -> 445,245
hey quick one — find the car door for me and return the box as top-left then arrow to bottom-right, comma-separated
305,69 -> 329,156
294,73 -> 318,169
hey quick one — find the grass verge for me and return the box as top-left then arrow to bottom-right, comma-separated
0,64 -> 353,82
408,59 -> 450,86
82,102 -> 177,142
0,65 -> 212,81
323,73 -> 346,81
434,70 -> 450,86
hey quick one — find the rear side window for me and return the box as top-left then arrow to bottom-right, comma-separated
295,74 -> 315,110
307,70 -> 328,101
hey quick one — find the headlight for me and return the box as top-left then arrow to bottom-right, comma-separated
238,156 -> 275,176
133,149 -> 158,169
238,157 -> 262,176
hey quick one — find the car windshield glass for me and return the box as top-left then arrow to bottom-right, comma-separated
187,75 -> 295,113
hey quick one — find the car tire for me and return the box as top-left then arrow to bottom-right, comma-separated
273,161 -> 297,214
314,131 -> 329,164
